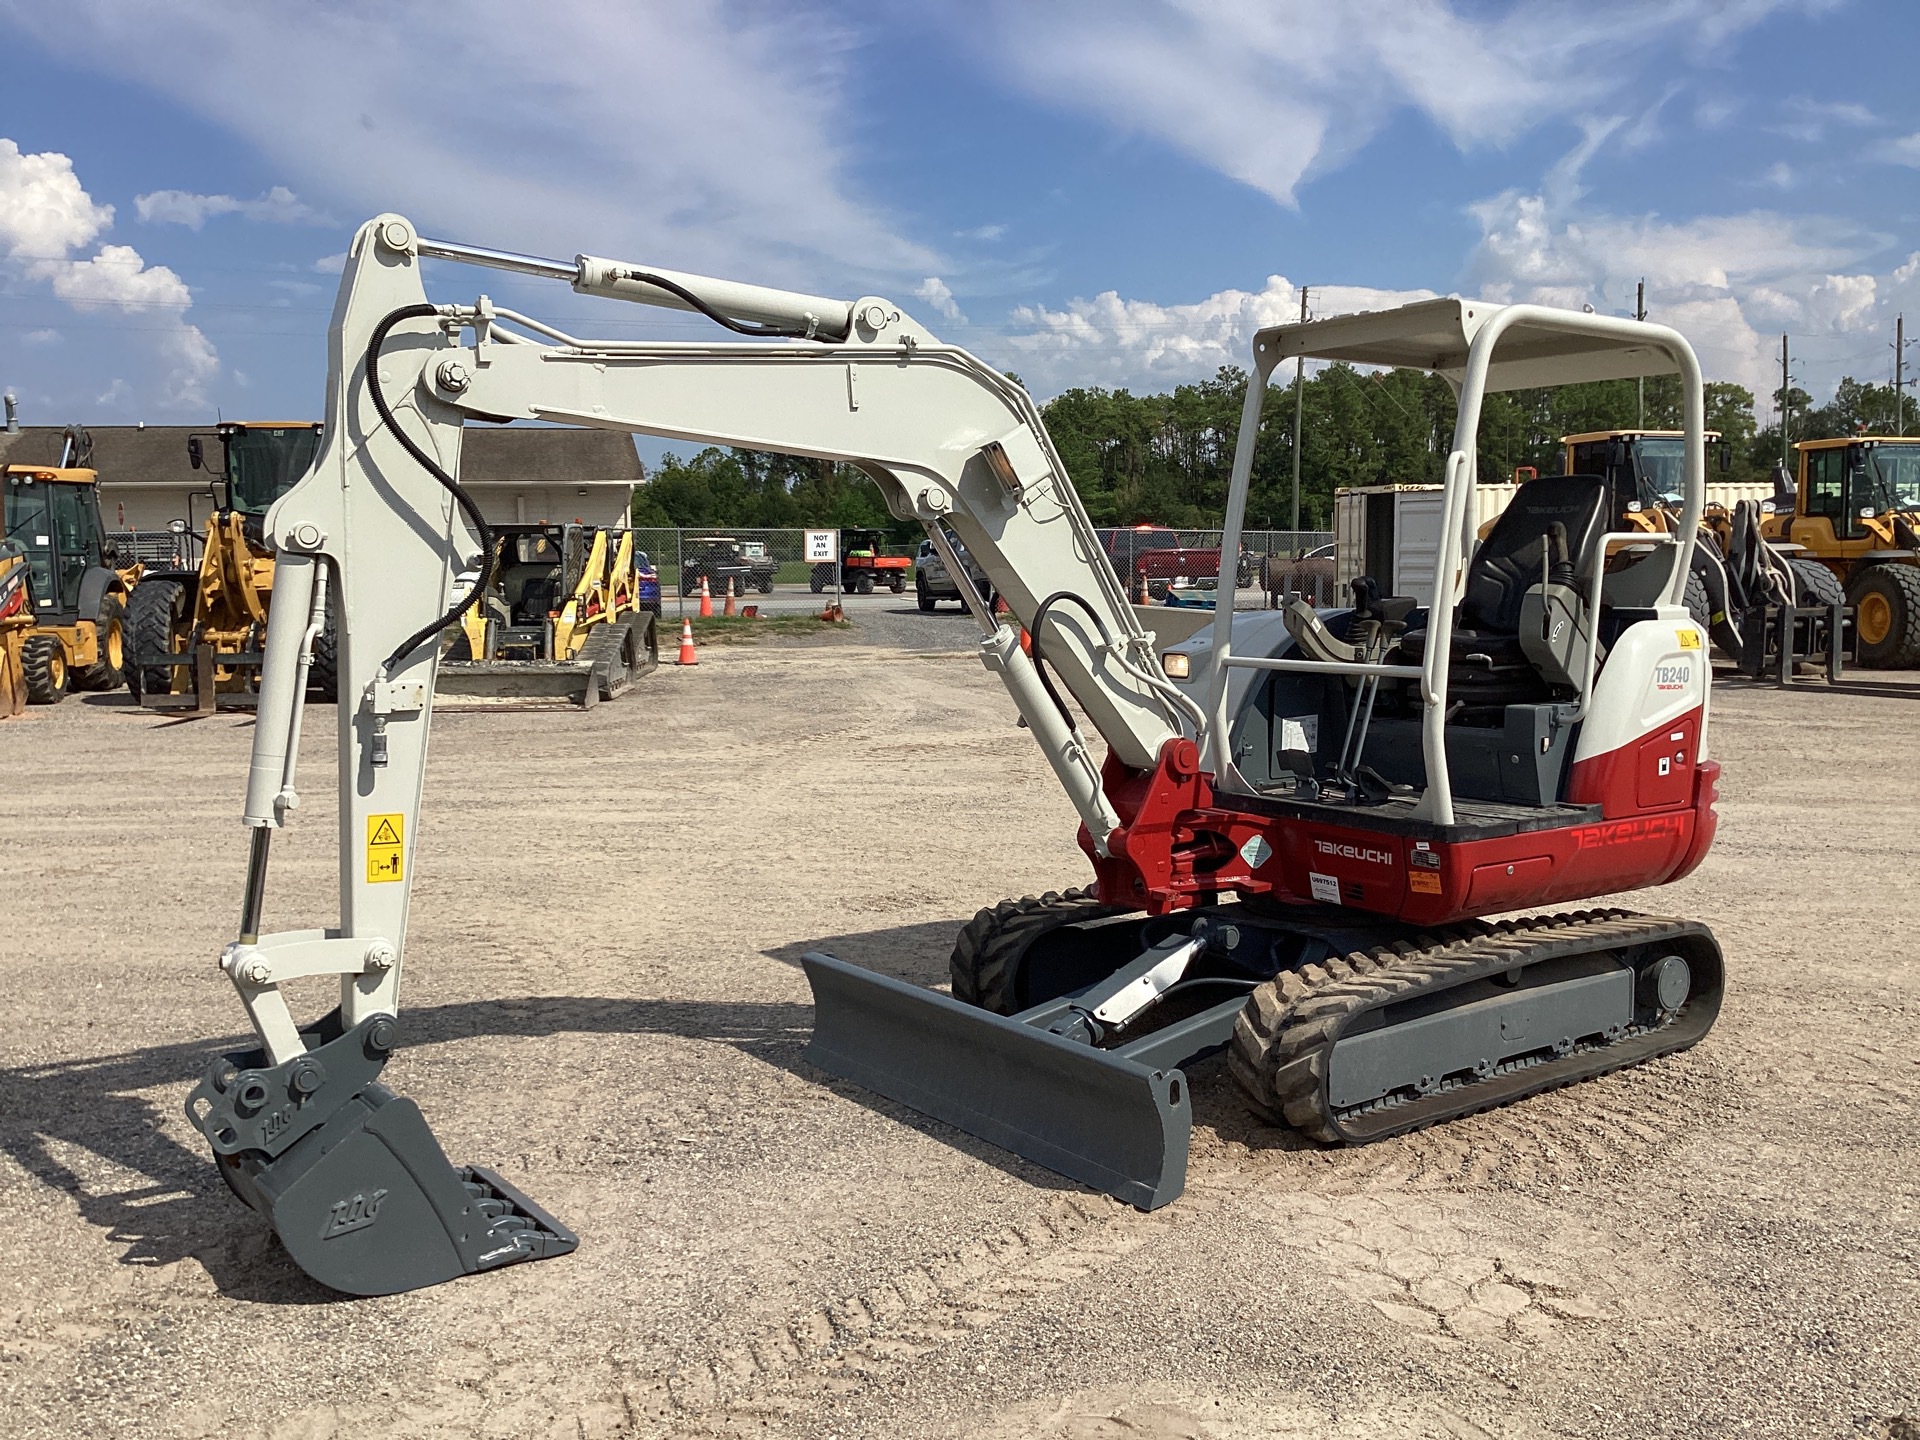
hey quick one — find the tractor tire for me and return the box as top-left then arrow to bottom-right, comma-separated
950,887 -> 1130,1016
1846,564 -> 1920,668
126,577 -> 189,701
310,582 -> 339,702
74,593 -> 126,691
21,633 -> 67,705
1788,559 -> 1844,611
1683,569 -> 1711,633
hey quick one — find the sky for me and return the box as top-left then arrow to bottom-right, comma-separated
0,0 -> 1916,454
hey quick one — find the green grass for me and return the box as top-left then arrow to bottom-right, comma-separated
686,613 -> 850,645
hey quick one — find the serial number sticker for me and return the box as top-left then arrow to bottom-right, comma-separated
1308,871 -> 1341,905
1677,628 -> 1701,649
367,813 -> 405,884
1408,871 -> 1442,894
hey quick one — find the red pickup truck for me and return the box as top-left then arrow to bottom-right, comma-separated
1098,526 -> 1251,597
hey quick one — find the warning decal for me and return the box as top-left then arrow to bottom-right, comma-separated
367,813 -> 405,884
1677,628 -> 1702,650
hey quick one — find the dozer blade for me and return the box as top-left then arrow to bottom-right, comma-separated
187,1013 -> 577,1296
801,952 -> 1191,1210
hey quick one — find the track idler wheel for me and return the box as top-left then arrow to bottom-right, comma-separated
186,1012 -> 576,1296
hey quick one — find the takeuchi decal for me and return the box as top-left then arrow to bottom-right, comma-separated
1314,839 -> 1394,866
1573,813 -> 1686,849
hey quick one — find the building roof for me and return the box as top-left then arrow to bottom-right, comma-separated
0,422 -> 645,490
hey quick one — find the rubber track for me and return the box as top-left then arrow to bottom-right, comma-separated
948,887 -> 1126,1016
1229,908 -> 1721,1145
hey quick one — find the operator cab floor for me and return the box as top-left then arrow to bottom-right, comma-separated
1233,783 -> 1600,844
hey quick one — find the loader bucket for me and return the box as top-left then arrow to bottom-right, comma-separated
188,1014 -> 577,1296
801,952 -> 1191,1210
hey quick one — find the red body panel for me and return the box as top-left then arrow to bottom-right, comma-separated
1082,722 -> 1721,927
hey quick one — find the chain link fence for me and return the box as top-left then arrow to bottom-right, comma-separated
103,524 -> 1338,615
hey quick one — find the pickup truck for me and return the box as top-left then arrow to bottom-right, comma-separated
1098,525 -> 1250,598
680,536 -> 777,596
914,535 -> 992,611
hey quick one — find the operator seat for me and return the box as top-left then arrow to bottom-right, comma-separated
1396,474 -> 1610,697
515,575 -> 561,624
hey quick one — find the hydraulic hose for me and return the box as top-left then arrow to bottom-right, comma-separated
362,303 -> 497,676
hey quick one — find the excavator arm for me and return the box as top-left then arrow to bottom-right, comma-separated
189,214 -> 1196,1293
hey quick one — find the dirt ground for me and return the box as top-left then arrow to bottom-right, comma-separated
1,637 -> 1915,1440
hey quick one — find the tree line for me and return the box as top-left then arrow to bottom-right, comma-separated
632,364 -> 1920,534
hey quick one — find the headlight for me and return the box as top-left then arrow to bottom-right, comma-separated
1162,651 -> 1191,679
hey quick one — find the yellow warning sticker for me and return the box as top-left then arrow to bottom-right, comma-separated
367,813 -> 405,884
1677,628 -> 1702,649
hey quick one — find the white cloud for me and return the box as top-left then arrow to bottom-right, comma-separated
0,0 -> 939,298
134,185 -> 326,229
931,0 -> 1820,205
1463,131 -> 1903,399
312,252 -> 347,275
1877,133 -> 1920,168
0,138 -> 218,411
0,138 -> 113,259
958,224 -> 1006,242
913,276 -> 966,324
22,329 -> 59,346
1000,275 -> 1438,395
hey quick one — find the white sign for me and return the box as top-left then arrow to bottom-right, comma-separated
803,529 -> 838,564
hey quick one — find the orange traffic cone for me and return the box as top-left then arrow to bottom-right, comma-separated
698,574 -> 713,618
1134,570 -> 1150,605
722,576 -> 737,617
676,617 -> 699,665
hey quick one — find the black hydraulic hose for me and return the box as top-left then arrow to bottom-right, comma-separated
362,303 -> 497,675
1027,591 -> 1116,732
610,268 -> 830,340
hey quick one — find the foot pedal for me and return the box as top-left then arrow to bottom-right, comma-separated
188,1014 -> 577,1296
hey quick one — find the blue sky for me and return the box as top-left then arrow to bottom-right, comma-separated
1,0 -> 1916,458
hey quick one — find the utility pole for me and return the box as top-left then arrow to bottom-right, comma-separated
1635,279 -> 1647,428
1895,311 -> 1904,435
1290,284 -> 1308,533
1779,334 -> 1792,470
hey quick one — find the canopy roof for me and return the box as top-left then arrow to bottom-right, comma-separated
1255,297 -> 1681,391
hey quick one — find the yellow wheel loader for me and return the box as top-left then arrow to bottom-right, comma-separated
126,422 -> 330,710
0,427 -> 136,706
438,522 -> 658,706
1513,430 -> 1848,681
1744,436 -> 1920,667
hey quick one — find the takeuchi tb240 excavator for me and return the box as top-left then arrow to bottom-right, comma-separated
184,215 -> 1725,1296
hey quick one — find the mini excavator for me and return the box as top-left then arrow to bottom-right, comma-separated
185,216 -> 1724,1294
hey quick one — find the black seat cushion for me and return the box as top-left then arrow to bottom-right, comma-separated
515,576 -> 560,623
1459,474 -> 1609,636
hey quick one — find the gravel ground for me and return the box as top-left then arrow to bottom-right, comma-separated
0,628 -> 1915,1440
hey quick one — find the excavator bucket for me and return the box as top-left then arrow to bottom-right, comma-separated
186,1012 -> 576,1296
801,953 -> 1192,1210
